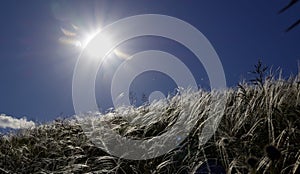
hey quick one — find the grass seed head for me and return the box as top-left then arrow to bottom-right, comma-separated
265,145 -> 281,161
247,157 -> 259,168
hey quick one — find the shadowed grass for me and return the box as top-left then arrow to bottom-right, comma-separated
0,74 -> 299,173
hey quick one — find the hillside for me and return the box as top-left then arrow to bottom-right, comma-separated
0,74 -> 299,174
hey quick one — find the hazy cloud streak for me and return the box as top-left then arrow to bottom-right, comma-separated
0,114 -> 35,129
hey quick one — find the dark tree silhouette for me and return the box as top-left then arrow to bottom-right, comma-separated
286,19 -> 300,32
141,93 -> 148,104
278,0 -> 300,32
278,0 -> 298,14
129,91 -> 137,106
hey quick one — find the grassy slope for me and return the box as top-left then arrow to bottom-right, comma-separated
0,76 -> 299,174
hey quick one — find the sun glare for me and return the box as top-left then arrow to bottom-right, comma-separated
81,30 -> 101,49
59,25 -> 129,60
83,31 -> 114,59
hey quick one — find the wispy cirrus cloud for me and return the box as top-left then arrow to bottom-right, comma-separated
0,114 -> 35,129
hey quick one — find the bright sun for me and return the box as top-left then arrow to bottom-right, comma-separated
59,25 -> 129,60
83,30 -> 115,59
80,30 -> 101,49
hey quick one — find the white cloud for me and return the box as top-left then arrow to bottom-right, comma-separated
0,114 -> 35,129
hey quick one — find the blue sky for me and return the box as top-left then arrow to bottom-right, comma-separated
0,0 -> 299,125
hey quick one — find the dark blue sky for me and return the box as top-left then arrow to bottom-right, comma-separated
0,0 -> 299,123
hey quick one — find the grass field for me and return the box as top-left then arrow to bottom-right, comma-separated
0,70 -> 299,174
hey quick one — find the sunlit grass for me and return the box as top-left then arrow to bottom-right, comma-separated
0,71 -> 299,173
